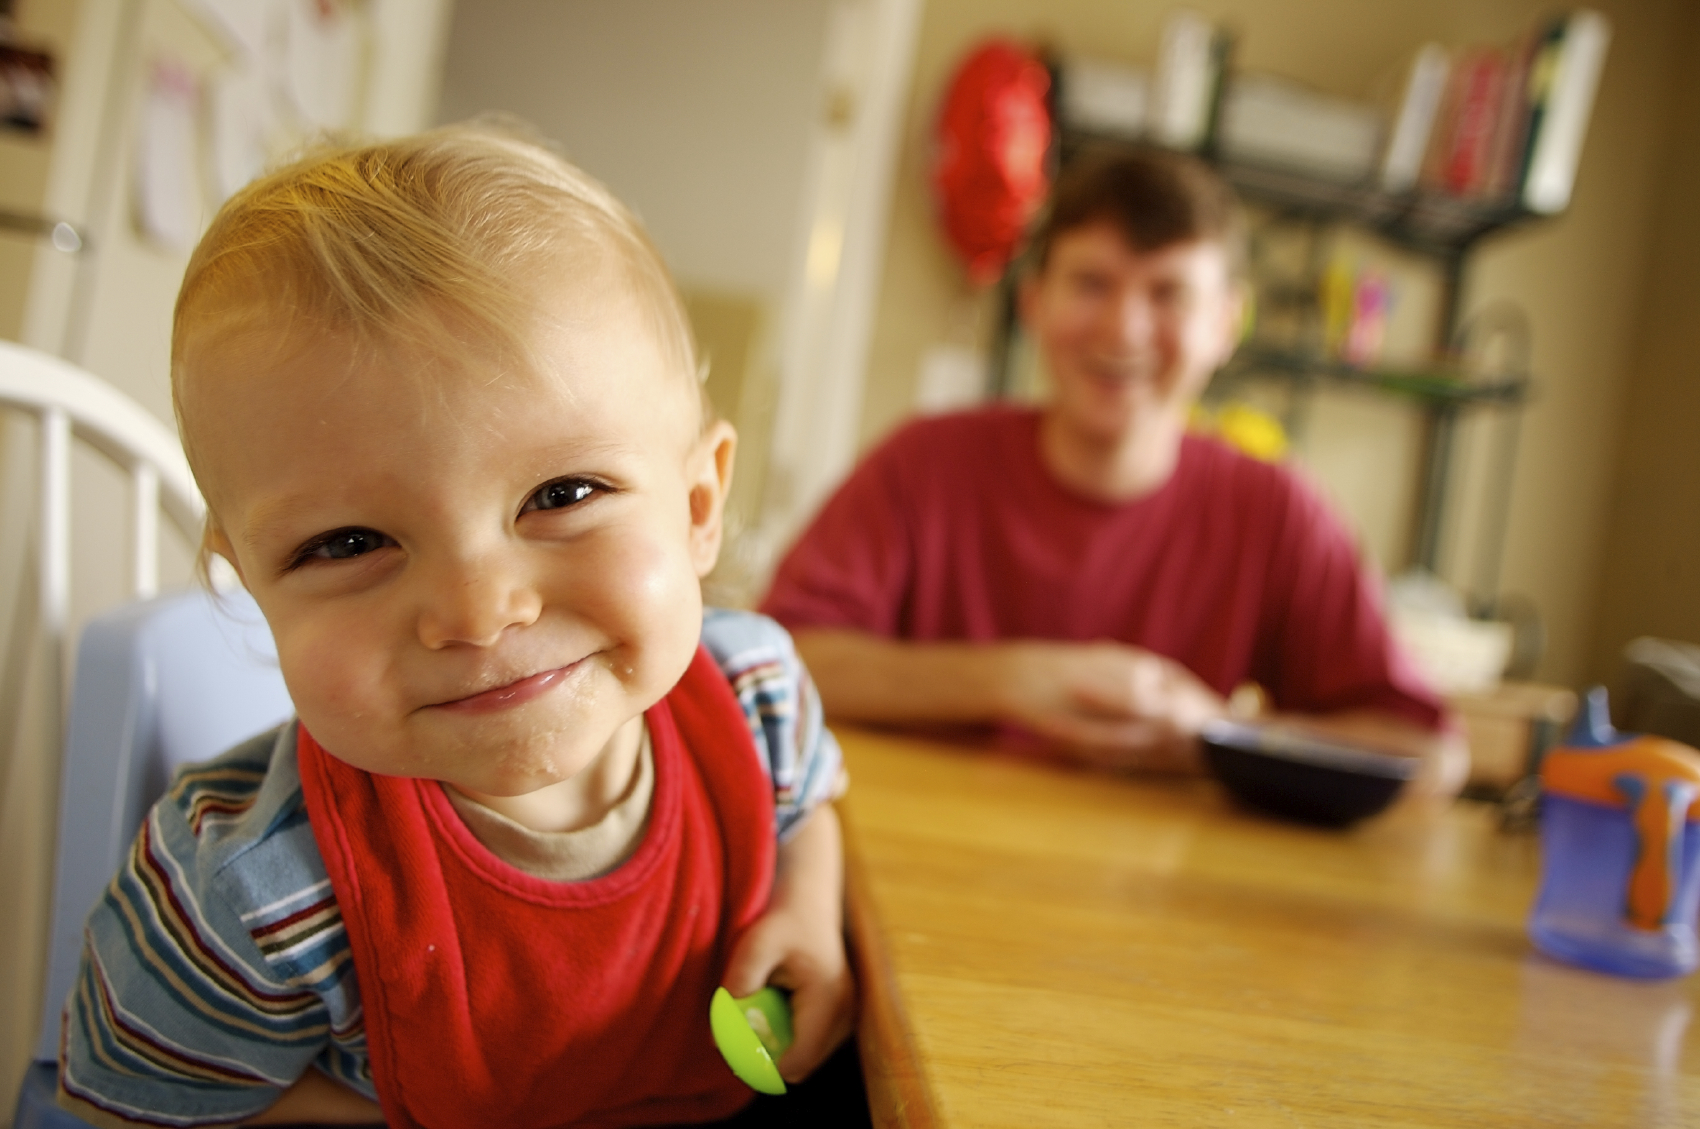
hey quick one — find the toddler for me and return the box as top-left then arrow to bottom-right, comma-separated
58,125 -> 851,1129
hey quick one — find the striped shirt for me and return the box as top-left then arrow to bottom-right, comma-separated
60,609 -> 843,1128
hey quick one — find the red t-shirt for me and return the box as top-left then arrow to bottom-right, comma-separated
760,406 -> 1442,729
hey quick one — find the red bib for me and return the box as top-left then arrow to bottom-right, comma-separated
297,646 -> 775,1128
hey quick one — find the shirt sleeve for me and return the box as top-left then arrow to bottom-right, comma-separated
701,609 -> 845,840
1254,469 -> 1446,730
758,427 -> 917,637
58,732 -> 368,1128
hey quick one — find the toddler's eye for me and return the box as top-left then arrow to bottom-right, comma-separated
291,528 -> 394,568
526,478 -> 600,512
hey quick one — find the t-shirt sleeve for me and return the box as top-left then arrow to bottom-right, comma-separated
58,734 -> 363,1128
758,429 -> 916,636
701,609 -> 845,841
1253,470 -> 1445,730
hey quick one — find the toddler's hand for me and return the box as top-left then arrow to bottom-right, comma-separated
721,806 -> 854,1084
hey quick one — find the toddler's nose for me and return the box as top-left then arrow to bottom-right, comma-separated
416,556 -> 542,649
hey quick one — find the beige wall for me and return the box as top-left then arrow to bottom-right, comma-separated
860,0 -> 1686,688
437,0 -> 831,302
1588,5 -> 1700,683
0,1 -> 80,342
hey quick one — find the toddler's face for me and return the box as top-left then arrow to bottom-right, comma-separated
181,280 -> 729,799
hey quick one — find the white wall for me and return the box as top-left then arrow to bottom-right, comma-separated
437,0 -> 833,301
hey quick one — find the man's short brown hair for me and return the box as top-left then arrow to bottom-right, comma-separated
1027,146 -> 1246,277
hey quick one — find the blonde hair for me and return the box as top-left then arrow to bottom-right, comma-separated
173,123 -> 706,579
173,121 -> 700,419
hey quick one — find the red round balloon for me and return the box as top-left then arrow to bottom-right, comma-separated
931,40 -> 1053,285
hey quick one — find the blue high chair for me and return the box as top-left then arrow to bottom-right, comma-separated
13,587 -> 293,1129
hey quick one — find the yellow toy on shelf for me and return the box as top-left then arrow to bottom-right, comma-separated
1190,400 -> 1289,462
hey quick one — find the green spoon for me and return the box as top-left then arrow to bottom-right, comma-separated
710,986 -> 794,1095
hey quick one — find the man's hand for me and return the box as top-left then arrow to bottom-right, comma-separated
721,805 -> 854,1083
995,641 -> 1227,772
793,629 -> 1226,774
793,629 -> 1464,795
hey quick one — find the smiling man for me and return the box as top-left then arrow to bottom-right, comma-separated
761,148 -> 1465,793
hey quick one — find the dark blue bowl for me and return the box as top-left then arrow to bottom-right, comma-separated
1200,719 -> 1420,827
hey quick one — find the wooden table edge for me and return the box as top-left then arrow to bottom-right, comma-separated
841,802 -> 943,1129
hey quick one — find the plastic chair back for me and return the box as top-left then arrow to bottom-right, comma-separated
32,586 -> 292,1063
0,339 -> 205,779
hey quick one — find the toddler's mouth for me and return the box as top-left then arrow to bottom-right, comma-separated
434,663 -> 578,714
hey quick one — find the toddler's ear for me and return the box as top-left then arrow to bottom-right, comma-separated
687,420 -> 737,577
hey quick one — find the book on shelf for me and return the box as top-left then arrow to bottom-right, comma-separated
1150,9 -> 1230,151
1401,8 -> 1609,209
1429,46 -> 1507,196
1217,74 -> 1383,183
1520,9 -> 1612,214
1057,56 -> 1149,138
1481,30 -> 1538,200
1379,44 -> 1450,193
1058,7 -> 1609,223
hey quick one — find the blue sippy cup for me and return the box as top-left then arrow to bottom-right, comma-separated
1529,689 -> 1700,979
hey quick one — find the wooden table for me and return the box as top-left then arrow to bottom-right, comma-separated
838,727 -> 1700,1128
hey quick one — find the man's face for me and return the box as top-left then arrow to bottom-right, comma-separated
1020,222 -> 1242,448
180,280 -> 731,799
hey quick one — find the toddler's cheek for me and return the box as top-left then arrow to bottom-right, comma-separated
578,534 -> 702,667
276,629 -> 389,738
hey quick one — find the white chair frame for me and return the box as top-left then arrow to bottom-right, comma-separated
0,339 -> 204,727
